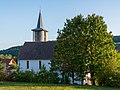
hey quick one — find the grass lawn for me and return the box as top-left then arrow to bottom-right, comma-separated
0,82 -> 119,90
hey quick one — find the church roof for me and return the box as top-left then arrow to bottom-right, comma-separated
32,11 -> 48,32
18,41 -> 56,60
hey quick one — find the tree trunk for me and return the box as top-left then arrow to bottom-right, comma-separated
81,76 -> 84,85
92,78 -> 95,85
91,72 -> 95,85
61,72 -> 65,83
71,71 -> 74,84
81,78 -> 84,85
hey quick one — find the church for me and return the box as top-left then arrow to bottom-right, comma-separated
18,11 -> 56,72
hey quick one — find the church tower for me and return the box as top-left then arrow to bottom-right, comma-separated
32,11 -> 48,42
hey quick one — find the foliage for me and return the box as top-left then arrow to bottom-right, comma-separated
51,14 -> 87,84
4,71 -> 17,81
103,53 -> 120,87
96,59 -> 120,87
2,64 -> 18,81
0,59 -> 3,81
0,59 -> 3,74
0,46 -> 22,58
36,65 -> 49,83
0,54 -> 13,59
15,65 -> 59,84
48,71 -> 59,84
15,70 -> 35,82
82,14 -> 117,85
7,64 -> 18,70
51,14 -> 117,85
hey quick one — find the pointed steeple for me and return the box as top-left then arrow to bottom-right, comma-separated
37,10 -> 44,29
32,10 -> 47,31
32,10 -> 48,42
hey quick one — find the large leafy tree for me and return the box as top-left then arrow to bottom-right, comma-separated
83,14 -> 117,85
51,15 -> 87,84
51,14 -> 117,85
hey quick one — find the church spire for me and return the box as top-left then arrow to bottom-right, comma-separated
32,10 -> 48,42
37,10 -> 44,29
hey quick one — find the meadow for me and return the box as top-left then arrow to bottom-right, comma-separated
0,82 -> 120,90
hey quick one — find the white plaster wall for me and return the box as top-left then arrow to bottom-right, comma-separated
18,60 -> 50,72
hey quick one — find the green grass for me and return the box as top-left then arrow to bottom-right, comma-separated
0,82 -> 119,90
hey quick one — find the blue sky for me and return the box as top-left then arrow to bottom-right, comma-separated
0,0 -> 120,49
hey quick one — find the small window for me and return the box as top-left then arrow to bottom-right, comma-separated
39,61 -> 41,69
27,61 -> 29,69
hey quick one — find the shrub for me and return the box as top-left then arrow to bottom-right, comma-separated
97,60 -> 120,87
15,65 -> 59,83
5,71 -> 16,81
48,71 -> 59,84
15,70 -> 35,82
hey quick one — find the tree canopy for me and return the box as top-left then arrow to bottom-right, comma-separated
51,14 -> 117,85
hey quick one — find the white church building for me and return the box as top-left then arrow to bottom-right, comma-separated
18,11 -> 56,72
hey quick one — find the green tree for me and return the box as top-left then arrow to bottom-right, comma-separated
4,54 -> 12,59
38,65 -> 49,83
0,59 -> 3,80
0,59 -> 3,73
96,53 -> 120,87
0,54 -> 13,59
51,14 -> 117,85
0,54 -> 4,59
83,14 -> 117,85
51,14 -> 88,84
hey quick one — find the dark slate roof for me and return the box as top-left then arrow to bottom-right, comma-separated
18,41 -> 56,60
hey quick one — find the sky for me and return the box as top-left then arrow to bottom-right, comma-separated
0,0 -> 120,50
